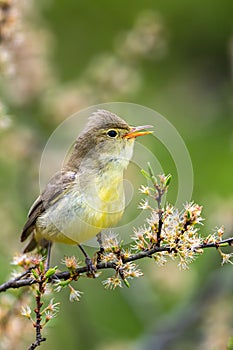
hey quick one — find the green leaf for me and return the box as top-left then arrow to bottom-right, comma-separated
31,269 -> 39,280
45,266 -> 57,279
123,279 -> 130,288
165,174 -> 172,187
186,210 -> 191,220
147,162 -> 155,178
141,169 -> 150,179
58,279 -> 71,288
39,261 -> 44,273
147,163 -> 158,185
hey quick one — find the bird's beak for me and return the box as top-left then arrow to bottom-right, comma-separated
123,125 -> 153,139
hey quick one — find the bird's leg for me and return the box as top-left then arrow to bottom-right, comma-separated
96,232 -> 104,263
77,244 -> 96,277
45,241 -> 52,271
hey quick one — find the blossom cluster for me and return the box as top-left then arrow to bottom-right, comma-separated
21,297 -> 60,325
101,233 -> 143,289
132,202 -> 204,270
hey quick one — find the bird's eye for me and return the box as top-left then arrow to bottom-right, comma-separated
107,129 -> 118,138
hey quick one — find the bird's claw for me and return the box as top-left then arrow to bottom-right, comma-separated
96,247 -> 104,263
85,256 -> 97,277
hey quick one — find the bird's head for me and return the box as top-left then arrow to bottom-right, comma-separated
66,109 -> 153,171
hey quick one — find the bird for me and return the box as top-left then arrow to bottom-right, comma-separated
20,109 -> 152,270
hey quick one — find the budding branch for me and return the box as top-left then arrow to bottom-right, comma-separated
0,236 -> 232,293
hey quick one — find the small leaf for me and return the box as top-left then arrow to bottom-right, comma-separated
141,169 -> 150,179
165,174 -> 172,187
219,242 -> 229,247
123,279 -> 130,288
31,269 -> 39,280
151,175 -> 158,185
147,162 -> 155,178
45,266 -> 57,279
58,279 -> 71,288
39,261 -> 44,273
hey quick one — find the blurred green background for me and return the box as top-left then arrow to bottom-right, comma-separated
0,0 -> 232,349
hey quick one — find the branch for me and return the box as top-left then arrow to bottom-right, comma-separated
0,237 -> 232,293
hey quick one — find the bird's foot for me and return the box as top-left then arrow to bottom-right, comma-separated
85,256 -> 97,278
45,241 -> 52,272
78,244 -> 97,277
96,232 -> 105,263
96,247 -> 105,264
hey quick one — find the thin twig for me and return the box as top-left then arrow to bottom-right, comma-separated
13,267 -> 34,281
28,277 -> 46,350
197,237 -> 233,249
155,185 -> 164,247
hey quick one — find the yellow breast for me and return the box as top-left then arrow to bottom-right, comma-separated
94,168 -> 125,226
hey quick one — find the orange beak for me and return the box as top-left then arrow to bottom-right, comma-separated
123,125 -> 153,139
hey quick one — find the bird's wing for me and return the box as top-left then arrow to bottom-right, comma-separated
21,170 -> 76,243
